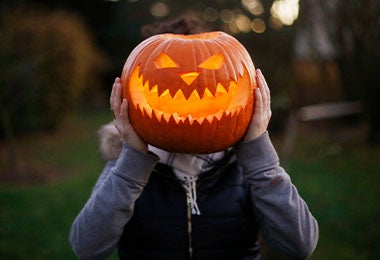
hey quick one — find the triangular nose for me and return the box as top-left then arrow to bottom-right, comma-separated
180,72 -> 199,86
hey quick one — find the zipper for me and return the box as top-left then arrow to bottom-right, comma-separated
186,194 -> 193,260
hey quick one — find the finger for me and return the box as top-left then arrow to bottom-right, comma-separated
120,99 -> 129,121
257,70 -> 272,116
257,69 -> 270,100
256,84 -> 271,126
110,78 -> 118,109
113,78 -> 122,114
256,83 -> 271,124
254,87 -> 264,114
110,83 -> 115,109
257,69 -> 268,90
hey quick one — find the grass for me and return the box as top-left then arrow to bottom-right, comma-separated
283,122 -> 380,259
0,108 -> 110,259
1,110 -> 379,259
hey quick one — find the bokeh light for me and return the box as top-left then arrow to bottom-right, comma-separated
202,7 -> 218,22
241,0 -> 264,16
150,2 -> 170,18
234,14 -> 251,33
269,16 -> 283,30
227,21 -> 239,34
220,9 -> 235,23
251,18 -> 266,33
270,0 -> 299,26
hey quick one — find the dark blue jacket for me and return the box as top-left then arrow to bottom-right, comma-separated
119,162 -> 260,260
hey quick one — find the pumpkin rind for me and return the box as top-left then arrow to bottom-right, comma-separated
121,31 -> 256,153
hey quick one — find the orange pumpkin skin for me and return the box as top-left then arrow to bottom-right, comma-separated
121,31 -> 256,153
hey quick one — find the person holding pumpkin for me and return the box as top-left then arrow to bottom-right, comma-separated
69,15 -> 318,260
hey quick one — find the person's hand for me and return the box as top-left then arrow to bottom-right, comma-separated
110,77 -> 148,153
244,69 -> 272,142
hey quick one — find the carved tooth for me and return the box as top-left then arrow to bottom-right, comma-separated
194,117 -> 205,125
143,106 -> 153,118
153,109 -> 163,122
206,114 -> 215,124
230,107 -> 238,117
187,114 -> 193,124
172,112 -> 181,124
215,110 -> 224,121
173,89 -> 185,100
140,77 -> 147,91
204,88 -> 214,98
137,71 -> 145,86
190,89 -> 201,100
162,112 -> 171,123
137,103 -> 143,113
134,101 -> 140,110
150,85 -> 158,93
138,72 -> 144,81
216,83 -> 228,94
229,80 -> 237,91
144,79 -> 150,90
141,77 -> 150,91
224,110 -> 232,116
235,106 -> 243,115
160,89 -> 170,97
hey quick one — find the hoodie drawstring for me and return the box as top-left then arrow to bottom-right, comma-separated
183,176 -> 201,215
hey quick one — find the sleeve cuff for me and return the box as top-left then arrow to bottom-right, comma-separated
237,131 -> 279,171
114,143 -> 160,183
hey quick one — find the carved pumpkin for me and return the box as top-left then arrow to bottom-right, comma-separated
121,31 -> 256,153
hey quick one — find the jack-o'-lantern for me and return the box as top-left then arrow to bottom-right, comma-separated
121,31 -> 256,153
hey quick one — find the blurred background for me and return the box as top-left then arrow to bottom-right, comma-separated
0,0 -> 379,259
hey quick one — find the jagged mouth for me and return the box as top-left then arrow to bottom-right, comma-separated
128,66 -> 252,125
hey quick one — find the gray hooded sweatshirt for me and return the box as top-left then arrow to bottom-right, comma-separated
69,126 -> 318,259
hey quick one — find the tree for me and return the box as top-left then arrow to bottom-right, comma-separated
295,0 -> 380,142
0,7 -> 107,177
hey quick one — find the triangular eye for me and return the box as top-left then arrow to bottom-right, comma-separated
154,53 -> 179,69
198,54 -> 225,70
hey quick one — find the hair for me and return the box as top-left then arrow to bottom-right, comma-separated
141,12 -> 209,38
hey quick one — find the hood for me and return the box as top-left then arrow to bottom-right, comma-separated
97,122 -> 236,167
97,122 -> 122,161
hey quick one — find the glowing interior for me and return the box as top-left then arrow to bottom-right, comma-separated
154,53 -> 225,70
180,72 -> 200,86
128,65 -> 251,124
198,54 -> 225,70
154,53 -> 179,69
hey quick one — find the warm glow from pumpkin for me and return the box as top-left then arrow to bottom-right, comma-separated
129,65 -> 251,125
198,54 -> 225,70
121,31 -> 256,153
154,53 -> 179,68
180,72 -> 200,86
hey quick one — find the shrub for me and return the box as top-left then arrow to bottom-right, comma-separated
0,7 -> 108,134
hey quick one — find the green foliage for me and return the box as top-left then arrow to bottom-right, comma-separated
0,7 -> 108,134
